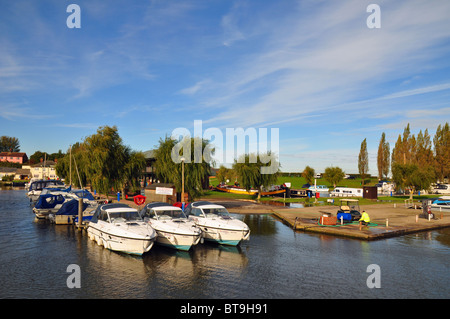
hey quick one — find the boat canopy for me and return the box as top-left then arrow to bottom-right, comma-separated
34,194 -> 66,209
72,189 -> 95,200
56,199 -> 88,215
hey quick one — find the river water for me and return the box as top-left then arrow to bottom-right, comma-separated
0,188 -> 449,299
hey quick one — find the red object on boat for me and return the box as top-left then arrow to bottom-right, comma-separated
133,195 -> 146,206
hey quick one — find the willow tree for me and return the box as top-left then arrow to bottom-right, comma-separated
232,152 -> 280,200
153,135 -> 212,200
302,166 -> 315,185
392,163 -> 435,199
81,126 -> 145,197
323,166 -> 345,188
55,142 -> 88,188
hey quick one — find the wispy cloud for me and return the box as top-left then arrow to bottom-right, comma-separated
187,0 -> 450,129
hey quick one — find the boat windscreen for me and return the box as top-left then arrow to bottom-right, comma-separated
202,207 -> 230,217
109,211 -> 142,222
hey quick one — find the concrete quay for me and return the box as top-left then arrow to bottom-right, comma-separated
272,204 -> 450,240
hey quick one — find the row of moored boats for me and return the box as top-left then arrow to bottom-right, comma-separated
27,180 -> 250,256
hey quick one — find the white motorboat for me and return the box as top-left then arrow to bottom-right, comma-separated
27,179 -> 66,201
87,203 -> 157,255
140,202 -> 202,251
185,201 -> 250,246
431,196 -> 450,211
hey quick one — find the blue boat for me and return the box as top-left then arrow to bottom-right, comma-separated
33,193 -> 70,218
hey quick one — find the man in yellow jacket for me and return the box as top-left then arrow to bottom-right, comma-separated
359,210 -> 370,225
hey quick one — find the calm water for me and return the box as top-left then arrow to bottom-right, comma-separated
0,188 -> 449,299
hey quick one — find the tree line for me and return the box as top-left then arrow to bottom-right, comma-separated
368,122 -> 448,197
298,122 -> 449,196
157,136 -> 280,200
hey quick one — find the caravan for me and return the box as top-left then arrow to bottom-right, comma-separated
330,187 -> 363,197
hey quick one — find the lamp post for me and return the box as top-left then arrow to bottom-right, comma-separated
181,157 -> 185,210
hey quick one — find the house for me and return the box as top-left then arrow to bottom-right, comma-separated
0,167 -> 17,180
29,160 -> 59,180
0,152 -> 28,164
0,167 -> 31,181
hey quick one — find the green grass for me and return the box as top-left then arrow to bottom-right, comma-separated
210,175 -> 379,190
206,176 -> 441,206
276,176 -> 379,189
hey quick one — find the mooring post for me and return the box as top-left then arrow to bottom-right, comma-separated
77,198 -> 83,230
386,218 -> 389,228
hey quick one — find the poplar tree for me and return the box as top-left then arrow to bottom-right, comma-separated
358,138 -> 369,185
377,132 -> 390,180
433,122 -> 450,181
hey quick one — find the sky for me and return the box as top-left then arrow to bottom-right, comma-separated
1,0 -> 450,174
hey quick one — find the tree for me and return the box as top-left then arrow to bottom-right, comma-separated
154,135 -> 212,200
302,166 -> 315,185
392,163 -> 435,199
56,126 -> 145,198
232,152 -> 280,200
358,138 -> 369,185
55,143 -> 88,188
323,166 -> 345,188
377,132 -> 390,180
216,165 -> 234,184
30,150 -> 65,164
433,122 -> 450,181
0,136 -> 20,152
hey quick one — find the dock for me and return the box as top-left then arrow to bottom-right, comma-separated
272,204 -> 450,240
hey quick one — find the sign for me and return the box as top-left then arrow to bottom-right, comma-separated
156,187 -> 174,196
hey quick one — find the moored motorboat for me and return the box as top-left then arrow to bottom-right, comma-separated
431,196 -> 450,211
87,203 -> 157,255
48,199 -> 96,225
184,201 -> 250,246
140,202 -> 202,251
33,193 -> 73,219
27,179 -> 66,201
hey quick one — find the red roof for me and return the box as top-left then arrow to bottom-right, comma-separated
0,152 -> 27,157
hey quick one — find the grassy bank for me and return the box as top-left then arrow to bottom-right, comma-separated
209,175 -> 379,189
205,176 -> 440,206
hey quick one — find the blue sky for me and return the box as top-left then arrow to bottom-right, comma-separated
1,0 -> 450,174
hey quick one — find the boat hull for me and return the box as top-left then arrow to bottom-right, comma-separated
197,225 -> 250,246
87,225 -> 155,255
155,230 -> 202,251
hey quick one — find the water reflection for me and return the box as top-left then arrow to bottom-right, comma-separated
1,189 -> 449,299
